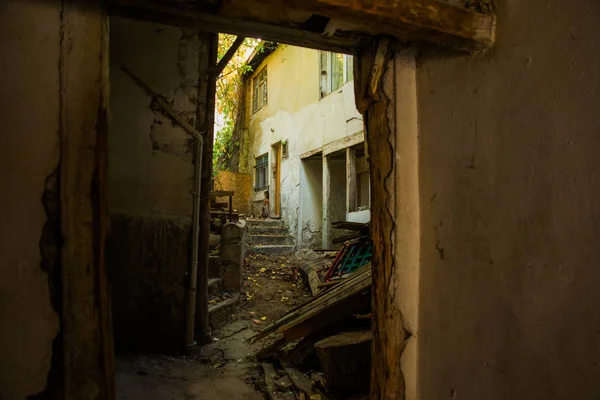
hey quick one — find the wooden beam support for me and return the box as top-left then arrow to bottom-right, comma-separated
323,130 -> 364,156
60,1 -> 115,398
109,0 -> 495,54
108,0 -> 360,54
264,0 -> 496,52
346,146 -> 357,214
215,35 -> 245,76
194,32 -> 219,345
322,154 -> 331,249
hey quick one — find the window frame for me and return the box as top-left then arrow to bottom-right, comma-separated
254,153 -> 269,191
252,67 -> 268,114
319,52 -> 354,98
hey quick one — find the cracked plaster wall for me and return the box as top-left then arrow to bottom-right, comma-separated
107,17 -> 200,352
240,45 -> 363,247
0,1 -> 61,398
415,0 -> 600,398
109,17 -> 198,216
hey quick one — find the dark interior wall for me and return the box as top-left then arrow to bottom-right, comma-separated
0,1 -> 61,398
416,0 -> 600,398
107,17 -> 200,352
106,213 -> 190,352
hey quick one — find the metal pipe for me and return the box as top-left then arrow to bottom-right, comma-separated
185,134 -> 203,350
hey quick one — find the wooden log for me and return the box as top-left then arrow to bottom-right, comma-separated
315,331 -> 372,396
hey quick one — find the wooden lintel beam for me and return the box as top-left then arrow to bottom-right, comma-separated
261,0 -> 496,53
215,35 -> 245,76
108,0 -> 360,54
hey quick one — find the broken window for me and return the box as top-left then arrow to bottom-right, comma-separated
252,67 -> 268,113
254,153 -> 269,190
320,51 -> 354,98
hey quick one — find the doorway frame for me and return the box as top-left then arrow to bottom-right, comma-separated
61,1 -> 493,399
271,141 -> 283,217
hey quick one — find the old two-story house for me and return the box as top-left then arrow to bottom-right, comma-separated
238,44 -> 370,249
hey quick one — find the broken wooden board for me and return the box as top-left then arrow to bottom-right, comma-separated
332,232 -> 367,244
251,264 -> 372,345
331,221 -> 369,231
257,336 -> 287,360
277,357 -> 319,399
315,330 -> 372,396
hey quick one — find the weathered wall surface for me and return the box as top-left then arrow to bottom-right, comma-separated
240,45 -> 362,244
0,1 -> 61,398
300,159 -> 323,248
214,170 -> 252,214
106,213 -> 190,352
109,17 -> 197,216
415,0 -> 600,398
108,17 -> 199,352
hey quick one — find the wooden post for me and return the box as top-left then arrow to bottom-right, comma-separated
322,154 -> 331,249
346,146 -> 357,215
195,32 -> 218,344
356,40 -> 408,400
60,1 -> 115,398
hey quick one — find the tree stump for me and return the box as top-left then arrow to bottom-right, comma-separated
314,330 -> 372,395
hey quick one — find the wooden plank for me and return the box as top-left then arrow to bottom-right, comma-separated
322,155 -> 331,249
60,1 -> 115,398
108,0 -> 360,54
278,274 -> 372,341
251,264 -> 372,343
332,231 -> 366,244
278,358 -> 317,398
332,221 -> 368,231
257,336 -> 287,360
299,147 -> 323,160
346,146 -> 357,214
215,35 -> 245,75
210,190 -> 234,198
262,363 -> 281,400
109,0 -> 495,53
257,0 -> 496,53
322,131 -> 364,156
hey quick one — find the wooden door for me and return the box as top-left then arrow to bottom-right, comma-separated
274,143 -> 282,216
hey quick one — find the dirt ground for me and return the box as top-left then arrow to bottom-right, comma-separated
115,251 -> 311,400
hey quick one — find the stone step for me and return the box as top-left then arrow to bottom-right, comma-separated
208,293 -> 240,330
248,226 -> 289,235
246,219 -> 286,228
250,244 -> 295,255
248,234 -> 294,246
208,278 -> 222,295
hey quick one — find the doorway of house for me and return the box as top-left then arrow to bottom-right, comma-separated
272,142 -> 282,217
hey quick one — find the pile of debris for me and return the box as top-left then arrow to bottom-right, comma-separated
251,222 -> 372,399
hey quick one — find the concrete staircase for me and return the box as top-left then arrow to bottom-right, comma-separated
246,219 -> 295,255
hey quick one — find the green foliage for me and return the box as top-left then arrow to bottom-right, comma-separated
213,34 -> 261,173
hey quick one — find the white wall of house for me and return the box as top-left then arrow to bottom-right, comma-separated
240,45 -> 366,248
